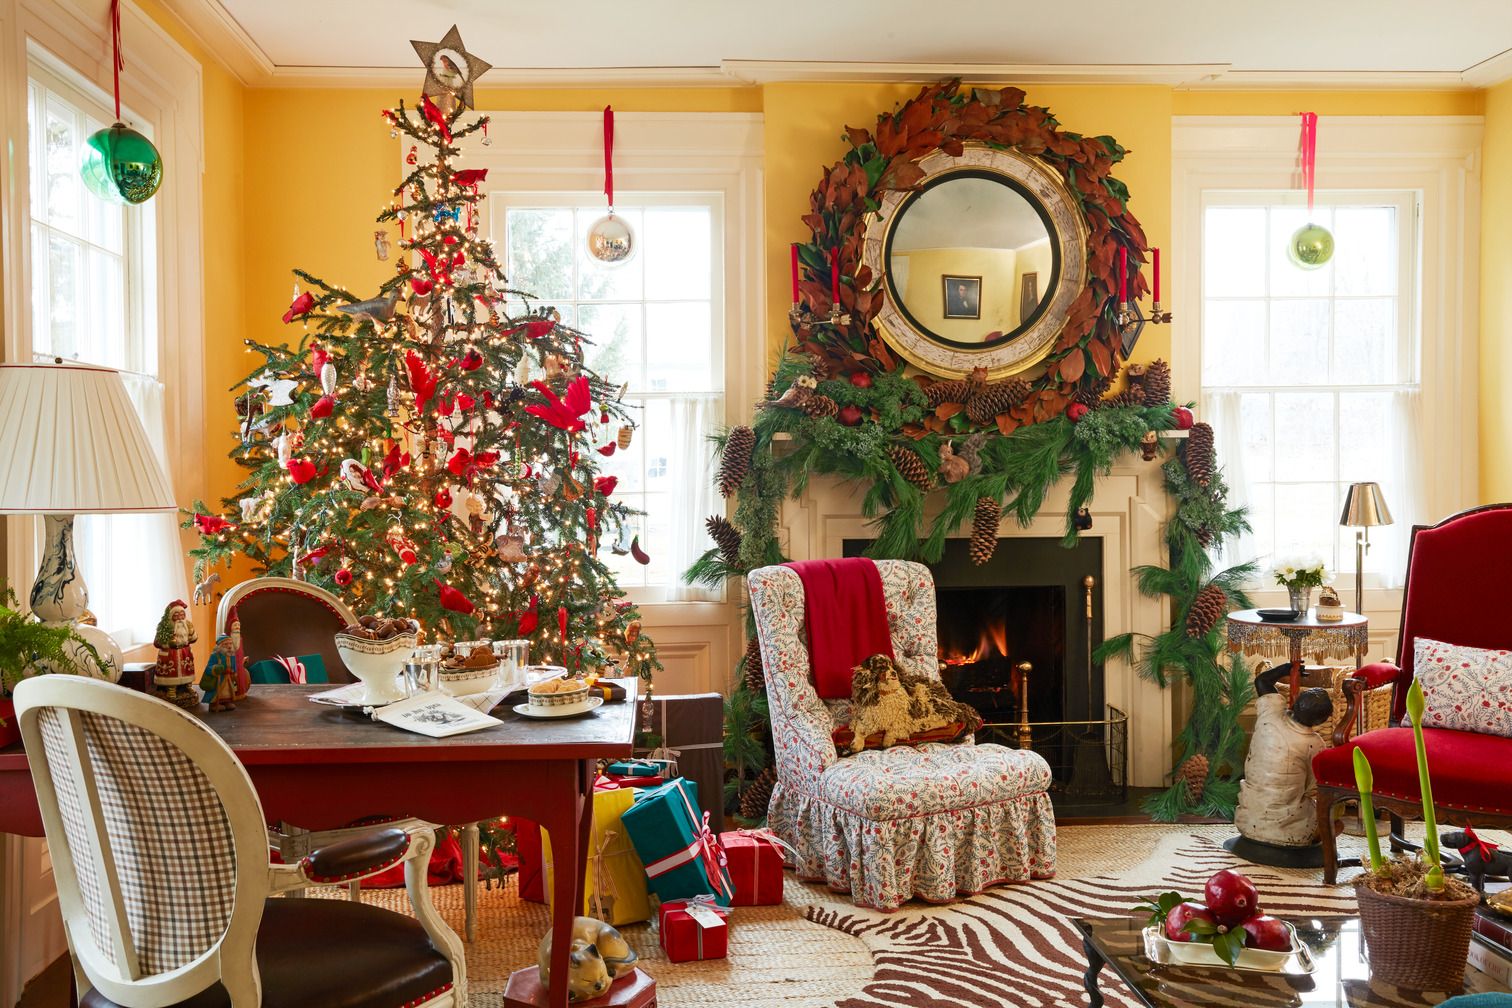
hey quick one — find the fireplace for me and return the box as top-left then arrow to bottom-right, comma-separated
845,536 -> 1125,804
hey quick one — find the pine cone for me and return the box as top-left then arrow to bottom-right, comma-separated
706,515 -> 742,565
1176,753 -> 1210,804
717,425 -> 755,497
1185,583 -> 1228,637
1182,422 -> 1215,487
1141,359 -> 1172,405
1073,374 -> 1114,408
738,767 -> 777,822
924,378 -> 970,408
801,394 -> 838,419
1102,384 -> 1145,409
743,636 -> 765,693
969,497 -> 1001,566
888,445 -> 932,490
965,377 -> 1031,425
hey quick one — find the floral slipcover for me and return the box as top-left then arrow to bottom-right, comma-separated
748,560 -> 1057,910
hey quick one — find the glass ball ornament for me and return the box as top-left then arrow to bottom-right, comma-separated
80,123 -> 163,205
585,211 -> 636,267
1287,221 -> 1335,270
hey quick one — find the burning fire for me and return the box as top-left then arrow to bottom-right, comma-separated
940,621 -> 1009,666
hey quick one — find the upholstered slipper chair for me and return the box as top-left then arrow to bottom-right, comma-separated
748,559 -> 1057,910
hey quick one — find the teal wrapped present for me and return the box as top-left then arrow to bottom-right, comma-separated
606,759 -> 660,777
247,654 -> 328,684
621,778 -> 733,906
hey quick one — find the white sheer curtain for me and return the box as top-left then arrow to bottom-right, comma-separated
73,372 -> 187,646
666,393 -> 722,602
1202,390 -> 1258,571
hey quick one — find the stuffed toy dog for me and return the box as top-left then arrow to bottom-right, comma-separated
846,655 -> 982,754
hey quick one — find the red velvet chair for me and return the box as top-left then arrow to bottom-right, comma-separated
1313,503 -> 1512,883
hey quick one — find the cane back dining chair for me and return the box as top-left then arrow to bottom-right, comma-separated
14,675 -> 467,1008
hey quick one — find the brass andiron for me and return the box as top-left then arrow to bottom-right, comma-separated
1016,660 -> 1033,750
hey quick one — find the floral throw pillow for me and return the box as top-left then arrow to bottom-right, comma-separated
1413,636 -> 1512,737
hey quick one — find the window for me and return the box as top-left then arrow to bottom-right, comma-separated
1199,192 -> 1422,588
495,194 -> 724,599
26,64 -> 181,646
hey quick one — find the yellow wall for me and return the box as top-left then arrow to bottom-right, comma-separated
1481,80 -> 1512,501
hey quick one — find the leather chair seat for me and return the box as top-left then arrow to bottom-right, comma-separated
1313,726 -> 1512,815
80,899 -> 453,1008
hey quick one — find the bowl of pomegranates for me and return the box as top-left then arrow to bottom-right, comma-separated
1135,869 -> 1307,972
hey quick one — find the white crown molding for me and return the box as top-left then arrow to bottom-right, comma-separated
720,59 -> 1229,86
1178,69 -> 1473,91
155,0 -> 270,85
1462,46 -> 1512,88
1171,114 -> 1484,160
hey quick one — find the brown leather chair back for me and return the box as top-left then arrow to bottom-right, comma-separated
222,580 -> 357,684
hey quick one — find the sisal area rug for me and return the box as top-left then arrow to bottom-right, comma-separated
341,823 -> 1499,1008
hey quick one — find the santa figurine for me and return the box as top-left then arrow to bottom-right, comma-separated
152,600 -> 200,709
225,604 -> 251,699
198,635 -> 239,712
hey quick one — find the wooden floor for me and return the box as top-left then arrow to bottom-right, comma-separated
17,954 -> 68,1008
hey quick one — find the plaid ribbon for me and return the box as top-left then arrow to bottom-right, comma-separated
641,785 -> 731,900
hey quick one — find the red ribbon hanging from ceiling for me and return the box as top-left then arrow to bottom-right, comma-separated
109,0 -> 124,121
603,105 -> 615,210
1299,111 -> 1318,215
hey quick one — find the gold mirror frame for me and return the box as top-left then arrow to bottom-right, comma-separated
861,144 -> 1088,380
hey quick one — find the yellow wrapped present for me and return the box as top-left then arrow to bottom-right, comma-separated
541,784 -> 651,926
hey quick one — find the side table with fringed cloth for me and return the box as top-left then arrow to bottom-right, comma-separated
1227,609 -> 1370,704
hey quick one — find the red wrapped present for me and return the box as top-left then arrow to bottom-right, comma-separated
719,828 -> 797,905
658,895 -> 729,962
516,817 -> 544,903
601,773 -> 665,789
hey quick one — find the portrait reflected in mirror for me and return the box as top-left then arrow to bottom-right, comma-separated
886,171 -> 1057,347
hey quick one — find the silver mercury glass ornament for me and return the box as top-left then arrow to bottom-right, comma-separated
585,209 -> 636,267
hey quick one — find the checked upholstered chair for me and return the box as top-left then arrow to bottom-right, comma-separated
1313,504 -> 1512,884
15,676 -> 467,1008
748,559 -> 1057,911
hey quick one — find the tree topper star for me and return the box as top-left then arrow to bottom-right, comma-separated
411,25 -> 492,111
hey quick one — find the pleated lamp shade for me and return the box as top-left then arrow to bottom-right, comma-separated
0,360 -> 176,514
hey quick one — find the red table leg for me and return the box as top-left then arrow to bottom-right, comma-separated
534,758 -> 595,1008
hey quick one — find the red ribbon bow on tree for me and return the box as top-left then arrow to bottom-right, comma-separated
525,377 -> 592,431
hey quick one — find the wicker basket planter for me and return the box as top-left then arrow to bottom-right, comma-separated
1354,876 -> 1478,990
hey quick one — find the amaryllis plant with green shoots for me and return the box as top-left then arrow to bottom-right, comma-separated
1353,679 -> 1446,893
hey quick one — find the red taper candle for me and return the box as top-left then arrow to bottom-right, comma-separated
1118,246 -> 1128,303
1152,247 -> 1161,304
790,243 -> 800,303
830,251 -> 840,304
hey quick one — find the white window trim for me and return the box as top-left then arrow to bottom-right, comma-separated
0,0 -> 206,609
431,112 -> 765,628
1172,115 -> 1481,650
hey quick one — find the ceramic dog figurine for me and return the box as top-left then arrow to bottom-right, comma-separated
538,916 -> 638,1001
846,655 -> 983,754
1443,828 -> 1512,892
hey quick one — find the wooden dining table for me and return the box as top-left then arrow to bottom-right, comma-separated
0,681 -> 639,1008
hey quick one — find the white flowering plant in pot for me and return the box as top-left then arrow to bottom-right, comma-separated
1269,553 -> 1332,612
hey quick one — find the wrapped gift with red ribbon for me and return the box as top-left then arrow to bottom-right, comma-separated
658,895 -> 730,963
719,828 -> 798,906
621,778 -> 733,906
601,773 -> 665,790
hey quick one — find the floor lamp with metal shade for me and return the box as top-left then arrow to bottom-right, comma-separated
0,359 -> 178,679
1340,482 -> 1392,615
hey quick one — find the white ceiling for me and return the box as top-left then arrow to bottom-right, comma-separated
182,0 -> 1512,87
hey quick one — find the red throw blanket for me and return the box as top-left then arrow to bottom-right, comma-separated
784,558 -> 895,699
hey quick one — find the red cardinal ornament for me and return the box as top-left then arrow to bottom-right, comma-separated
458,349 -> 483,371
382,442 -> 410,480
435,579 -> 476,616
286,458 -> 317,484
309,343 -> 331,375
597,442 -> 616,457
193,514 -> 234,535
455,392 -> 475,411
420,95 -> 452,141
282,291 -> 315,324
405,350 -> 438,412
300,545 -> 333,567
451,168 -> 488,187
334,568 -> 353,586
525,377 -> 592,431
447,448 -> 472,475
409,277 -> 433,297
593,475 -> 618,498
517,596 -> 540,636
437,394 -> 457,417
310,394 -> 336,418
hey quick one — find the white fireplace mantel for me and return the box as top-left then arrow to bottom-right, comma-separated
778,455 -> 1178,788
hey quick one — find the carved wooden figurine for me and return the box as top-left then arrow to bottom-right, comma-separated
1234,664 -> 1333,848
198,634 -> 239,712
538,916 -> 638,1002
152,600 -> 200,709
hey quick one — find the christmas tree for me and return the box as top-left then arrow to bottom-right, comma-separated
187,39 -> 658,680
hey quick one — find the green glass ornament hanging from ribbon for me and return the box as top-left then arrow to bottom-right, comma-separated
80,0 -> 163,206
1287,112 -> 1331,270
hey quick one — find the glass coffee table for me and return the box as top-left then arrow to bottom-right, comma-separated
1074,915 -> 1510,1007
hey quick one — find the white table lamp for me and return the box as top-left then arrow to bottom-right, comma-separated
0,359 -> 176,626
1339,482 -> 1393,615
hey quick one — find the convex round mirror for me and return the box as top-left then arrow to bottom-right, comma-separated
862,145 -> 1088,379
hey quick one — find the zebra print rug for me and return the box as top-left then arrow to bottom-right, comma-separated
805,829 -> 1364,1008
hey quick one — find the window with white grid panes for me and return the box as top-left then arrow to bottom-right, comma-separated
1199,192 -> 1417,582
27,65 -> 165,644
496,195 -> 723,592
